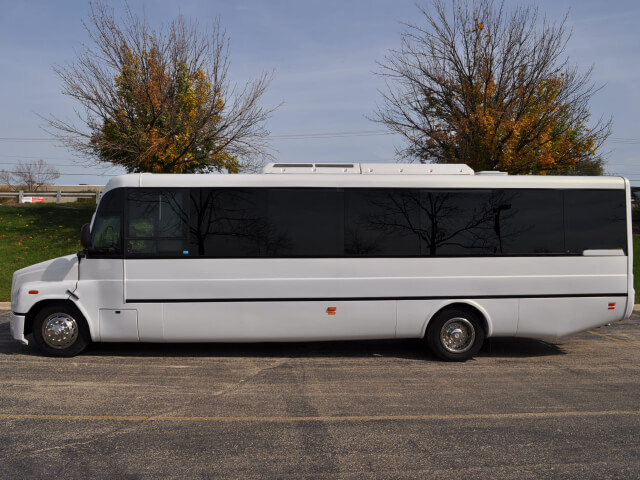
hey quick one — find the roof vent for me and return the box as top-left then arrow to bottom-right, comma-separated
272,163 -> 314,168
264,163 -> 360,174
360,163 -> 474,175
262,162 -> 475,175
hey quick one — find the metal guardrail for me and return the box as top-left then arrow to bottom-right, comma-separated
0,191 -> 102,204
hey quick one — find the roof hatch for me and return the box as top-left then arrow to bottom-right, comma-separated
263,163 -> 477,175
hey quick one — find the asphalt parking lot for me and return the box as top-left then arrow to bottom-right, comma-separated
0,309 -> 639,479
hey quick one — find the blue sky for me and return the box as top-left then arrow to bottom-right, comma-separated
0,0 -> 638,185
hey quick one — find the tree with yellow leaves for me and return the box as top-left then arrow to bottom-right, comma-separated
46,2 -> 275,173
375,0 -> 610,175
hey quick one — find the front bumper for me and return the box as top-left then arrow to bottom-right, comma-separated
10,313 -> 28,345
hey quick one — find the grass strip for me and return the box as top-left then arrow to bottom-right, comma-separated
0,202 -> 94,301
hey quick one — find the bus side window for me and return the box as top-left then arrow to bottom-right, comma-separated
92,216 -> 121,251
126,189 -> 190,257
90,188 -> 124,254
565,190 -> 627,254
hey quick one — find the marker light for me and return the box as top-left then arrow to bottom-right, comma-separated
608,302 -> 616,310
327,307 -> 337,315
28,290 -> 39,295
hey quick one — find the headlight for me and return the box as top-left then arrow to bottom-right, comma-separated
10,273 -> 18,306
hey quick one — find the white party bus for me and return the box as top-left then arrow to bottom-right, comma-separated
9,163 -> 634,361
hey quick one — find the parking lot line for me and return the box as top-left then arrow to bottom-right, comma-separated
588,330 -> 640,347
0,410 -> 638,424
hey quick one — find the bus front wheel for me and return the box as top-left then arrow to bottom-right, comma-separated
32,304 -> 90,357
426,308 -> 485,362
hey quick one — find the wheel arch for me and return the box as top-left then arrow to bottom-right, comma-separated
24,299 -> 93,339
424,300 -> 491,339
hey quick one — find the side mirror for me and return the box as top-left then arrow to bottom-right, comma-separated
80,223 -> 91,250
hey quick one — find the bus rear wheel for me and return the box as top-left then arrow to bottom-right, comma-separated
426,308 -> 485,362
32,304 -> 90,357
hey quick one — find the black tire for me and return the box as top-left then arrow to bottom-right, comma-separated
31,304 -> 90,357
426,308 -> 485,362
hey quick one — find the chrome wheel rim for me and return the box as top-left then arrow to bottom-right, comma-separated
42,313 -> 78,349
440,317 -> 475,354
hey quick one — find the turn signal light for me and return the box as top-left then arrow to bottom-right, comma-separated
327,307 -> 337,315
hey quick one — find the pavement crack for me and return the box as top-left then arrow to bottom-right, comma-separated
125,358 -> 293,423
211,358 -> 292,398
1,357 -> 296,461
2,422 -> 139,460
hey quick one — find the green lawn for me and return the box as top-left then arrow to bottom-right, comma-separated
0,202 -> 95,301
1,204 -> 639,303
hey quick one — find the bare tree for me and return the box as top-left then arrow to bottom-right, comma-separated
374,0 -> 611,175
45,1 -> 276,173
0,160 -> 60,191
0,169 -> 11,188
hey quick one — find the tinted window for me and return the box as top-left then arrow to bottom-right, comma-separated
344,189 -> 565,256
114,186 -> 627,258
126,189 -> 191,257
498,190 -> 564,254
91,188 -> 124,253
417,190 -> 497,256
345,189 -> 421,256
266,189 -> 343,257
189,188 -> 267,257
565,190 -> 627,254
